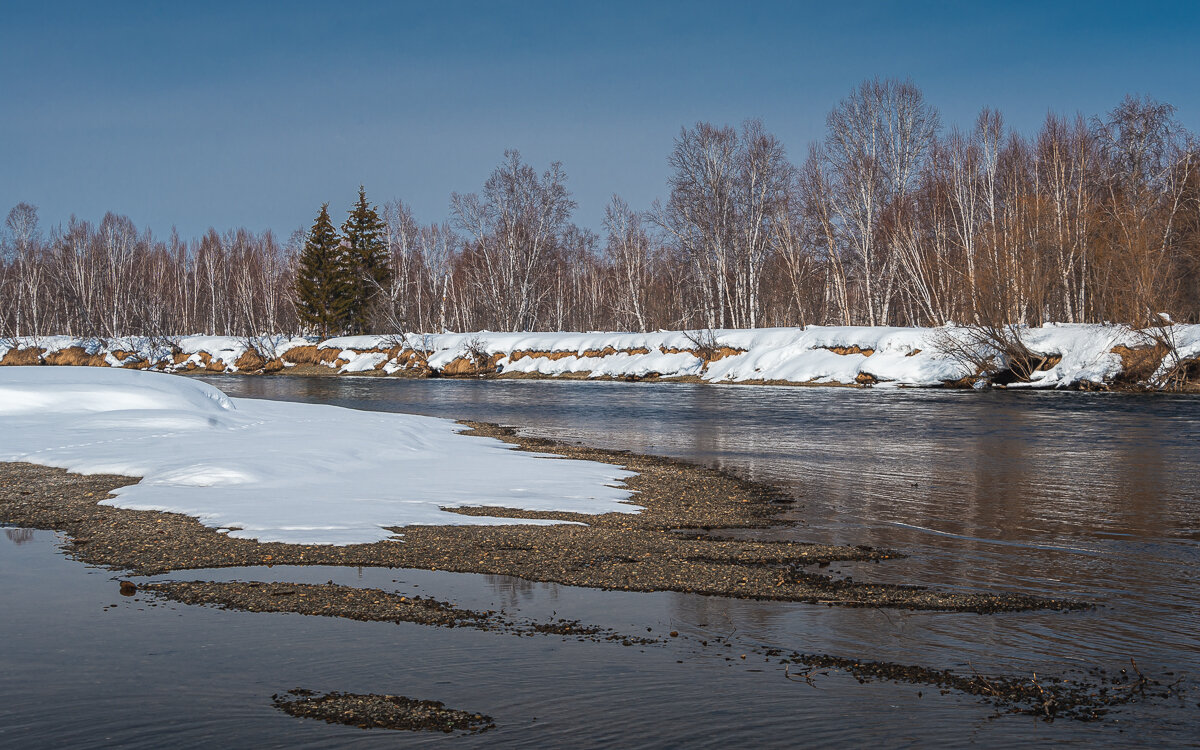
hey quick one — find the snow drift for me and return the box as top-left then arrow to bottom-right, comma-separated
0,367 -> 637,545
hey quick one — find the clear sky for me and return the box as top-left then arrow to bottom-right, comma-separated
3,1 -> 1198,241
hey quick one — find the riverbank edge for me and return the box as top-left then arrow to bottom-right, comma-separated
0,421 -> 1085,613
4,325 -> 1198,391
7,356 -> 1197,393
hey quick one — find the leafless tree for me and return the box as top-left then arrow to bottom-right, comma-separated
823,77 -> 940,325
451,150 -> 575,331
735,118 -> 793,328
651,122 -> 739,328
3,203 -> 46,337
603,195 -> 652,331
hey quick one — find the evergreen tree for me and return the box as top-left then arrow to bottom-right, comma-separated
295,203 -> 354,336
341,186 -> 392,333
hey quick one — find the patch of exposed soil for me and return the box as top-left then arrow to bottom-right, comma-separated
271,688 -> 495,733
126,578 -> 1176,726
141,576 -> 1180,726
778,652 -> 1185,723
138,579 -> 655,644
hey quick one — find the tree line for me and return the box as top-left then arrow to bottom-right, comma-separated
3,79 -> 1199,339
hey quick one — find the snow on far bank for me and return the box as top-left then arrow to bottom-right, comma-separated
419,323 -> 1200,387
3,323 -> 1199,388
0,367 -> 638,545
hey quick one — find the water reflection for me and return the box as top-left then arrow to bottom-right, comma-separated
483,574 -> 557,611
4,528 -> 34,545
183,377 -> 1199,739
4,526 -> 1195,747
199,377 -> 1200,661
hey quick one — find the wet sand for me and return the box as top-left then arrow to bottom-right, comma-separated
138,579 -> 657,645
271,688 -> 495,733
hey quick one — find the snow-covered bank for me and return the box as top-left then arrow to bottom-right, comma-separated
0,367 -> 637,545
3,324 -> 1199,389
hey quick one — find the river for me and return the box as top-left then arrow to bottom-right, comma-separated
2,376 -> 1196,747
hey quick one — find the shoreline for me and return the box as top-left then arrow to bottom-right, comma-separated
8,358 -> 1199,393
5,422 -> 1186,727
5,359 -> 1197,394
243,365 -> 879,390
4,324 -> 1198,392
0,421 -> 1082,613
206,366 -> 1200,394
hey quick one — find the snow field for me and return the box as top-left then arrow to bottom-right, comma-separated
0,367 -> 638,545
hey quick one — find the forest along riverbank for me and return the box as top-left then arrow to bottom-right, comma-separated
3,323 -> 1199,390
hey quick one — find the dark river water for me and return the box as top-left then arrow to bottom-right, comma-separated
3,376 -> 1198,747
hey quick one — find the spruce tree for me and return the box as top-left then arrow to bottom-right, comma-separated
341,186 -> 392,333
295,203 -> 354,337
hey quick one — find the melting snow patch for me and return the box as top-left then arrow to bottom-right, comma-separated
0,367 -> 638,545
340,351 -> 389,373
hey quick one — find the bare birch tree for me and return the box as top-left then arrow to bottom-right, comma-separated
603,195 -> 652,331
451,150 -> 575,331
823,78 -> 939,325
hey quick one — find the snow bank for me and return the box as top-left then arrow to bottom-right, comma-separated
0,335 -> 311,372
4,323 -> 1199,388
0,367 -> 637,545
1018,325 -> 1139,387
339,351 -> 389,373
415,324 -> 1199,388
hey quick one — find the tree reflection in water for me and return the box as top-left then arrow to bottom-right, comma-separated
5,528 -> 34,545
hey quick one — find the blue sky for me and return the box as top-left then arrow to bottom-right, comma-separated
3,1 -> 1198,241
